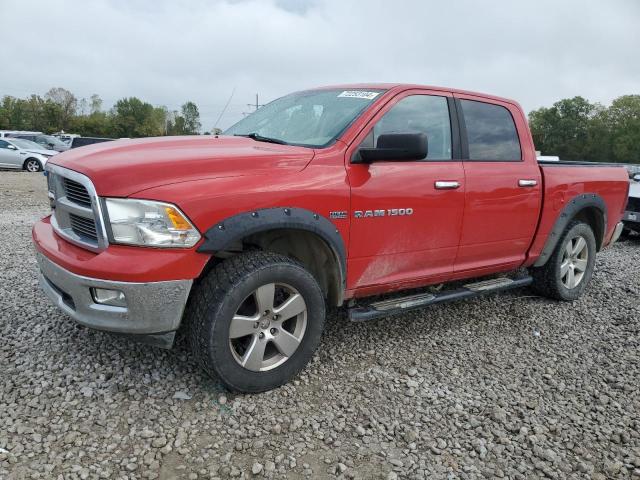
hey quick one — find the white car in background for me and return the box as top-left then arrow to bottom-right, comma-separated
0,138 -> 58,172
0,130 -> 42,138
623,173 -> 640,235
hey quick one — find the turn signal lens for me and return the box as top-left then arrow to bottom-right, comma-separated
165,206 -> 192,230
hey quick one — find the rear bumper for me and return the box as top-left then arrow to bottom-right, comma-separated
37,252 -> 192,341
609,221 -> 625,245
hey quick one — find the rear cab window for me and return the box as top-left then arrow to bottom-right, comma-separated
459,99 -> 521,161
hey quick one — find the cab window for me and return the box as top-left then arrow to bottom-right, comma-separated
370,95 -> 452,160
460,100 -> 521,161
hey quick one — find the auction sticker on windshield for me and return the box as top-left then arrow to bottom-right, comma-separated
337,91 -> 380,100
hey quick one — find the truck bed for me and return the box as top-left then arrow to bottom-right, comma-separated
526,162 -> 629,265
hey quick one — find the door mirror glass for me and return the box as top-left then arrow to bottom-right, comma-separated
358,133 -> 428,163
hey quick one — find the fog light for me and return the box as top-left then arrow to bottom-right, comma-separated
91,288 -> 127,307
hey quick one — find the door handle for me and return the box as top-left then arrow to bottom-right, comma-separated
518,179 -> 538,187
434,181 -> 461,190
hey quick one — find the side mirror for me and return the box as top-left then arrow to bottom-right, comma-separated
633,173 -> 640,182
357,133 -> 428,163
7,145 -> 17,150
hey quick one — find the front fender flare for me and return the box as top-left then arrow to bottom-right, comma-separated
197,207 -> 346,290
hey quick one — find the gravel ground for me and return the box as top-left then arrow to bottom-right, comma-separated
1,171 -> 639,480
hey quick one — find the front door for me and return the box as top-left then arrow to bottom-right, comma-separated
0,140 -> 22,168
346,90 -> 465,295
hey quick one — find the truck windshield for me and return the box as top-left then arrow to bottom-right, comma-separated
224,88 -> 385,148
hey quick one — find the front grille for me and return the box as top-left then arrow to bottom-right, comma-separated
63,178 -> 92,207
48,166 -> 106,252
627,196 -> 640,213
69,213 -> 98,241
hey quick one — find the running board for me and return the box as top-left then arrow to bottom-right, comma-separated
348,276 -> 533,322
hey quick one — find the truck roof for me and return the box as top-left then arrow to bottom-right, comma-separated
310,83 -> 519,106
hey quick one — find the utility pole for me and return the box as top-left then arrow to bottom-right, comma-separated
243,93 -> 264,116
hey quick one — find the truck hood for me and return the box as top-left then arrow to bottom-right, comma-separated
48,135 -> 315,197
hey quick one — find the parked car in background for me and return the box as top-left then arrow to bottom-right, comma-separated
70,136 -> 114,149
54,133 -> 80,145
9,133 -> 70,152
623,173 -> 640,235
0,130 -> 42,138
0,137 -> 57,172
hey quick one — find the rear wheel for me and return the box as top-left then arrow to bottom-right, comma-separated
24,158 -> 43,172
185,251 -> 326,393
531,221 -> 596,301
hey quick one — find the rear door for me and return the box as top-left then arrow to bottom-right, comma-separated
453,95 -> 541,274
346,90 -> 465,292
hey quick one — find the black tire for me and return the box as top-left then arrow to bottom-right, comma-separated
185,251 -> 326,393
531,220 -> 596,301
23,158 -> 43,172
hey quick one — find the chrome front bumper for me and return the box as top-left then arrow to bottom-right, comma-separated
36,253 -> 192,343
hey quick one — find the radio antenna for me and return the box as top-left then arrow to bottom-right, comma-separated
213,86 -> 236,131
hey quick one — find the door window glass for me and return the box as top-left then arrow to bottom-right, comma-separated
460,100 -> 521,161
373,95 -> 452,160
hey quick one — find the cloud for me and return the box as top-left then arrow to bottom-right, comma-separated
1,0 -> 638,131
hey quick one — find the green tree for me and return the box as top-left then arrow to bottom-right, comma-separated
112,97 -> 166,138
181,101 -> 201,134
89,94 -> 103,114
45,87 -> 77,130
529,96 -> 598,160
607,95 -> 640,163
0,96 -> 28,130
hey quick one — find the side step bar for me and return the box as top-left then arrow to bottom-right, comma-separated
348,276 -> 533,322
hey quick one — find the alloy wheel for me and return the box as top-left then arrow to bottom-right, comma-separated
26,160 -> 41,172
228,282 -> 307,371
560,235 -> 589,289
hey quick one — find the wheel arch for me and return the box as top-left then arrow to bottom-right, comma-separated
197,207 -> 346,306
533,193 -> 607,267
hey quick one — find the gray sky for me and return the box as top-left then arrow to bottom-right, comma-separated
2,0 -> 639,131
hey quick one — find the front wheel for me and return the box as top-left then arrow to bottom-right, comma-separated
24,158 -> 43,172
531,220 -> 596,301
185,251 -> 326,393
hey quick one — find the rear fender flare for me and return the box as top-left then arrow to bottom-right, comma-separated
533,193 -> 607,267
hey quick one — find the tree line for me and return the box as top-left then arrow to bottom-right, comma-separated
0,88 -> 204,138
2,88 -> 638,162
528,95 -> 640,163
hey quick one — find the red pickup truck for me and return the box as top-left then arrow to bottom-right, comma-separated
33,84 -> 629,392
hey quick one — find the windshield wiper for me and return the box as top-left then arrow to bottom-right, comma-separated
234,132 -> 289,145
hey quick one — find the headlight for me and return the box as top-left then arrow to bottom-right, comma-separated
104,198 -> 200,248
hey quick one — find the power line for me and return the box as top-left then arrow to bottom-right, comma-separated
243,93 -> 264,116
